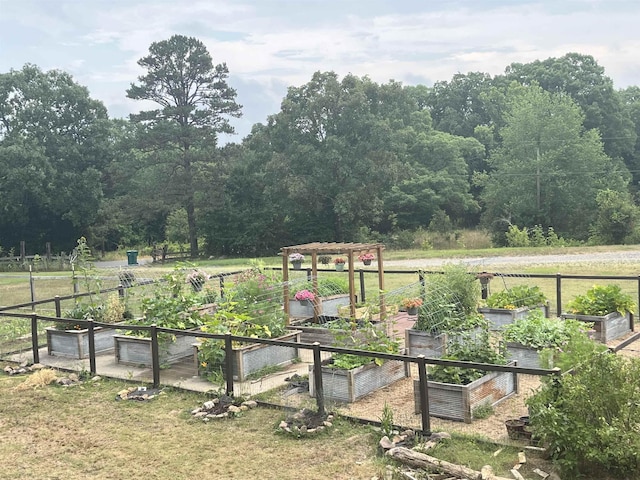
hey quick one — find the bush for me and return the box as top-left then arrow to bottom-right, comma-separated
527,352 -> 640,478
566,284 -> 635,316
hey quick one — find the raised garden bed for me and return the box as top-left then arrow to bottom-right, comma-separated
46,326 -> 119,359
413,361 -> 518,423
560,311 -> 632,343
478,304 -> 548,330
195,330 -> 302,381
309,359 -> 409,403
505,342 -> 544,370
288,294 -> 351,318
114,332 -> 197,367
405,328 -> 485,359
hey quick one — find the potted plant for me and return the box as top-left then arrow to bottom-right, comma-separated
502,309 -> 592,369
186,269 -> 207,292
47,293 -> 130,359
308,320 -> 408,403
561,284 -> 635,342
294,289 -> 315,306
358,253 -> 375,266
333,257 -> 346,272
479,284 -> 548,330
287,278 -> 351,321
401,297 -> 423,316
413,332 -> 517,423
289,252 -> 305,270
196,267 -> 301,382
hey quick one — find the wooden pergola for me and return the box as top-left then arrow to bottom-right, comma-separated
281,242 -> 386,324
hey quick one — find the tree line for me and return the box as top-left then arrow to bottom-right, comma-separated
1,35 -> 639,257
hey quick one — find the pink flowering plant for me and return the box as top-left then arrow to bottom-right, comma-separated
294,289 -> 315,302
289,253 -> 305,263
358,253 -> 375,262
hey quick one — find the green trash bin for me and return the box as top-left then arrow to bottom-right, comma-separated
126,250 -> 138,265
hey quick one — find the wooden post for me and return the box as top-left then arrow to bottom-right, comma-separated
312,342 -> 325,416
45,242 -> 52,262
31,314 -> 39,364
54,295 -> 61,318
88,320 -> 96,375
311,251 -> 319,321
377,245 -> 385,320
282,249 -> 290,325
20,241 -> 26,263
225,333 -> 234,396
417,355 -> 431,435
150,325 -> 160,388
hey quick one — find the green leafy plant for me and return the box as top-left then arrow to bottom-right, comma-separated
527,352 -> 640,478
502,310 -> 589,349
428,331 -> 507,385
566,284 -> 635,316
328,320 -> 400,370
197,267 -> 288,378
379,401 -> 395,438
485,285 -> 547,309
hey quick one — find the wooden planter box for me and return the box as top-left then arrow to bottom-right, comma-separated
478,304 -> 548,330
46,325 -> 118,359
288,294 -> 351,318
309,358 -> 409,403
405,328 -> 485,358
413,361 -> 517,423
195,331 -> 301,381
114,332 -> 197,367
561,311 -> 632,343
506,342 -> 544,369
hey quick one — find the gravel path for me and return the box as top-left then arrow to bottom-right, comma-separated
384,249 -> 640,269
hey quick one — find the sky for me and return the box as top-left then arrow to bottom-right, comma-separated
2,0 -> 640,142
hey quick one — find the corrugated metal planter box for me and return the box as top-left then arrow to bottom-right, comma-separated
289,294 -> 351,318
413,361 -> 517,423
478,304 -> 548,330
405,329 -> 447,358
561,311 -> 632,343
506,342 -> 544,369
195,330 -> 301,381
114,332 -> 197,367
309,359 -> 409,403
46,325 -> 118,359
405,328 -> 485,359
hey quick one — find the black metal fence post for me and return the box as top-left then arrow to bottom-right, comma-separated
225,333 -> 234,396
88,319 -> 96,375
54,295 -> 61,318
150,324 -> 160,388
359,270 -> 366,304
29,266 -> 35,311
417,355 -> 431,435
556,273 -> 562,316
219,276 -> 225,299
30,314 -> 39,364
312,342 -> 325,416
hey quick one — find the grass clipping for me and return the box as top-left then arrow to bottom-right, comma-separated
14,368 -> 58,391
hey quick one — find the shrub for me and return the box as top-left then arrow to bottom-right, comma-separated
527,352 -> 640,478
566,284 -> 635,316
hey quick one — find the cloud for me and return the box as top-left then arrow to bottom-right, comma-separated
2,0 -> 640,138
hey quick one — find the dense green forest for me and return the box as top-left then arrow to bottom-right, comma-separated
1,35 -> 639,256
